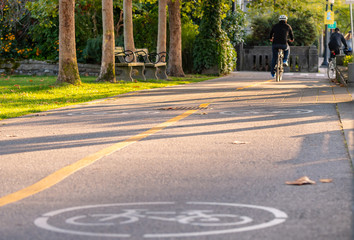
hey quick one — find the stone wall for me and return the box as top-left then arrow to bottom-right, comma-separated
0,60 -> 101,76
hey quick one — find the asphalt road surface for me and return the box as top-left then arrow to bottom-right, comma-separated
0,72 -> 353,240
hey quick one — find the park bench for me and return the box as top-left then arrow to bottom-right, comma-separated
135,48 -> 168,80
114,47 -> 146,82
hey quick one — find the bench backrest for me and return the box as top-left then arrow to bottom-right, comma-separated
115,47 -> 137,63
114,47 -> 165,64
114,47 -> 125,57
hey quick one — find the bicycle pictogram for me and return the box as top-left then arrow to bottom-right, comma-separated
65,209 -> 253,227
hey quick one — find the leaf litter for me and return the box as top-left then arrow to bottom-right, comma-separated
232,140 -> 249,145
286,176 -> 333,185
286,176 -> 316,185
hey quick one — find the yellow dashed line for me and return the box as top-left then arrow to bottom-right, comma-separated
236,79 -> 273,91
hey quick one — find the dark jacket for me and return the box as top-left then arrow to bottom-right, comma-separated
269,21 -> 294,45
328,32 -> 348,50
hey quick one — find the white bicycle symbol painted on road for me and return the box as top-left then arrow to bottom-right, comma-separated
65,209 -> 252,227
35,202 -> 288,238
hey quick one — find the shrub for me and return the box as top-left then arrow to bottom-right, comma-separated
81,36 -> 103,64
343,55 -> 353,67
133,10 -> 159,52
288,12 -> 317,46
182,19 -> 199,73
245,15 -> 276,46
193,0 -> 236,75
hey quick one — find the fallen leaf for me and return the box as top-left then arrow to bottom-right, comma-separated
320,179 -> 333,183
6,135 -> 17,137
286,176 -> 316,185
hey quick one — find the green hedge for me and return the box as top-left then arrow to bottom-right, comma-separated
245,13 -> 318,46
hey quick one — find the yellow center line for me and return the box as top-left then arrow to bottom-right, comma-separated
236,79 -> 273,91
0,105 -> 208,208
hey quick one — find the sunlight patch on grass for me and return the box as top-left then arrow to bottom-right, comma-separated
0,75 -> 216,120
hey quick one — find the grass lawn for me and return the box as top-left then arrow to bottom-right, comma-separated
0,75 -> 216,120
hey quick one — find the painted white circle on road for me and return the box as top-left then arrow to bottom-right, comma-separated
34,202 -> 287,238
220,109 -> 313,116
66,111 -> 160,116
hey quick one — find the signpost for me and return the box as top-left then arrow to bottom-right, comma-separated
345,0 -> 354,84
345,0 -> 354,54
324,10 -> 335,25
328,21 -> 337,29
321,0 -> 334,67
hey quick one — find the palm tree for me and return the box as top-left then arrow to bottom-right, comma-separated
97,0 -> 116,82
167,0 -> 185,77
57,0 -> 81,85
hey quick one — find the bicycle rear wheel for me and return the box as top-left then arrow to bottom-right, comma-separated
327,60 -> 336,80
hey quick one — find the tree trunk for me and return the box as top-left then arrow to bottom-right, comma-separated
123,0 -> 135,56
92,10 -> 99,38
115,10 -> 124,39
167,0 -> 185,77
97,0 -> 116,82
57,0 -> 81,85
157,0 -> 167,54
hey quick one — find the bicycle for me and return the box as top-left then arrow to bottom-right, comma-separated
327,50 -> 336,81
275,48 -> 284,82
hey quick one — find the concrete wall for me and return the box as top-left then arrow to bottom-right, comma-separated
237,45 -> 319,72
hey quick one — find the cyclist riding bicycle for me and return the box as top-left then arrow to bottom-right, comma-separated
269,15 -> 294,78
328,28 -> 348,60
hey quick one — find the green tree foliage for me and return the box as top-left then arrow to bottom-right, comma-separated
222,7 -> 246,47
26,0 -> 105,61
1,0 -> 245,76
246,13 -> 317,46
133,4 -> 158,51
193,0 -> 236,75
333,1 -> 352,35
289,12 -> 318,46
247,0 -> 323,38
0,0 -> 34,59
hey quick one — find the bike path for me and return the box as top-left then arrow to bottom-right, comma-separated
0,72 -> 352,240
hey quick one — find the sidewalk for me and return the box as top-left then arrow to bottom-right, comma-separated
318,66 -> 354,167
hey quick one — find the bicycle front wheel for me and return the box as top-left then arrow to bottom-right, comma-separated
275,50 -> 284,82
276,65 -> 283,82
327,61 -> 336,80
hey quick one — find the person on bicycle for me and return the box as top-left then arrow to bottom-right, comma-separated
328,28 -> 348,59
269,15 -> 294,78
